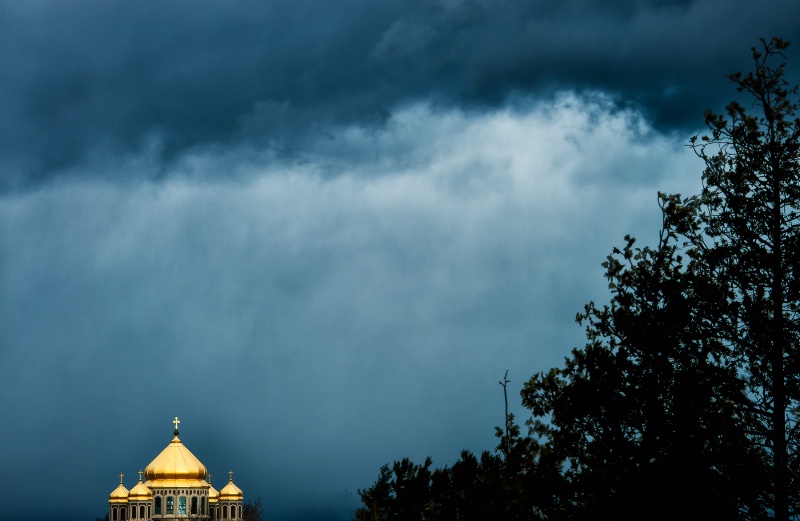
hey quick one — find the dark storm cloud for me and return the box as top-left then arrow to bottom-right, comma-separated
1,0 -> 798,189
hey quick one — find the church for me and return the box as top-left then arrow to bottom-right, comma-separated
108,418 -> 245,521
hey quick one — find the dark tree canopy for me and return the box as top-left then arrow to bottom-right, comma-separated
242,498 -> 264,521
691,37 -> 800,520
355,413 -> 564,521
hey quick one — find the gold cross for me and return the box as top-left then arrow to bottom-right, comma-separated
119,473 -> 124,484
138,470 -> 143,482
173,417 -> 180,431
229,470 -> 234,481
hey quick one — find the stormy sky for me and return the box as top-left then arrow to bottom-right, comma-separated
1,1 -> 799,520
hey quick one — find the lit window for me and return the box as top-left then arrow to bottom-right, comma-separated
179,496 -> 187,515
167,496 -> 174,514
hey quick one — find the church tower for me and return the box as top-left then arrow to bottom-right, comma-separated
108,418 -> 245,521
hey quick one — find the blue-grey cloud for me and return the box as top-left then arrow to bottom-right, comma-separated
0,95 -> 701,520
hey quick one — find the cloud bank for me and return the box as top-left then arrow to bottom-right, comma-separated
0,0 -> 798,189
0,94 -> 700,520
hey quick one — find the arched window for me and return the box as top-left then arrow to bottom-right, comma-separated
223,505 -> 228,519
121,508 -> 126,521
167,496 -> 174,514
179,496 -> 187,515
112,507 -> 117,521
192,496 -> 198,514
155,497 -> 162,514
140,505 -> 145,518
201,497 -> 206,515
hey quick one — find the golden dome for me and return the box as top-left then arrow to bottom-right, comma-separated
144,420 -> 208,487
108,474 -> 129,504
207,477 -> 220,504
128,471 -> 153,501
219,472 -> 243,501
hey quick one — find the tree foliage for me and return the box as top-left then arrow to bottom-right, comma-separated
355,412 -> 564,521
243,497 -> 264,521
522,204 -> 766,519
691,36 -> 800,520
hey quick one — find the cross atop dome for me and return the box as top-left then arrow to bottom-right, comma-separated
173,416 -> 180,435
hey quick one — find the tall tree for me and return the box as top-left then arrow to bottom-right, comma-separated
523,37 -> 800,520
689,37 -> 800,520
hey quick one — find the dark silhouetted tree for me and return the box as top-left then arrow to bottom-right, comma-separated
356,464 -> 393,521
243,497 -> 263,521
355,376 -> 564,520
690,37 -> 800,521
522,217 -> 765,519
523,36 -> 800,520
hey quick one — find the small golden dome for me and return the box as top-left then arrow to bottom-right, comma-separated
128,471 -> 153,501
144,419 -> 208,487
219,471 -> 243,501
108,474 -> 129,504
207,477 -> 220,504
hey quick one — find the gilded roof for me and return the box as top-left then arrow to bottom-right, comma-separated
143,430 -> 208,488
128,473 -> 153,501
108,475 -> 129,504
219,474 -> 243,501
207,478 -> 220,503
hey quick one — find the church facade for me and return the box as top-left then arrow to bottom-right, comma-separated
108,418 -> 244,521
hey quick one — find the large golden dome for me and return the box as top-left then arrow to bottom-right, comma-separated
144,421 -> 208,487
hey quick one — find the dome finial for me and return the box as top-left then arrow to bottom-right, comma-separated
119,473 -> 124,485
173,416 -> 180,435
229,470 -> 234,482
138,470 -> 143,482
